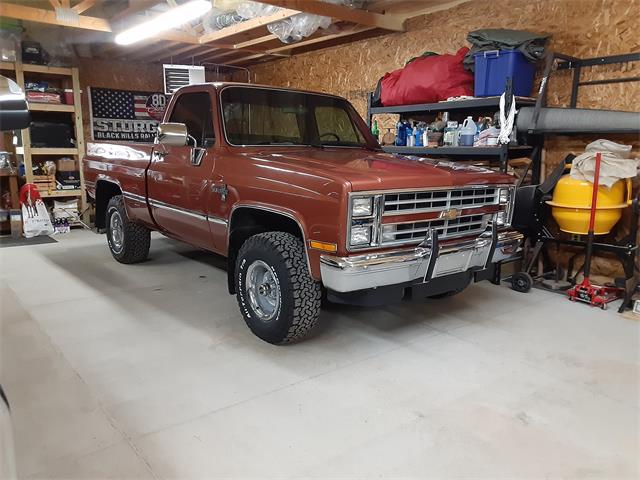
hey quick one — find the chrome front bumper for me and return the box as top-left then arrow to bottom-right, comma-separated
320,229 -> 523,293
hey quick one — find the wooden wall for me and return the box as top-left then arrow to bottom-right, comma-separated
248,0 -> 640,280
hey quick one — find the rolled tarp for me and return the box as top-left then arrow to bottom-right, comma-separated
517,106 -> 640,134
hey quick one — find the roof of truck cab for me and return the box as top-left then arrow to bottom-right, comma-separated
188,82 -> 345,99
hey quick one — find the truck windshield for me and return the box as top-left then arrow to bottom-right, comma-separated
221,86 -> 367,148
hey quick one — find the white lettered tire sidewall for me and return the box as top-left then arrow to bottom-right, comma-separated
235,232 -> 321,344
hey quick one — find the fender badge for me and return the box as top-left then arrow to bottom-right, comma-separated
439,208 -> 459,220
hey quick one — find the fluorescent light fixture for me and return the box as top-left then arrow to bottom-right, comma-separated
115,0 -> 211,45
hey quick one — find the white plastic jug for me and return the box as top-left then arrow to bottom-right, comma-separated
459,116 -> 476,146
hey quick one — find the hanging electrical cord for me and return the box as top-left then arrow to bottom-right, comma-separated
498,91 -> 516,145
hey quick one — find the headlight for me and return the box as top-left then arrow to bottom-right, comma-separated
496,211 -> 507,226
381,225 -> 397,242
351,197 -> 373,217
350,226 -> 371,246
498,188 -> 510,204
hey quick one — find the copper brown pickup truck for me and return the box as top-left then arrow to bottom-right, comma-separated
83,83 -> 523,344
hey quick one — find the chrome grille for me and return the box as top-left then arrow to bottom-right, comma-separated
383,187 -> 499,215
381,214 -> 488,245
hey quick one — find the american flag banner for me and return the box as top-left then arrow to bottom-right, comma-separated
89,87 -> 168,143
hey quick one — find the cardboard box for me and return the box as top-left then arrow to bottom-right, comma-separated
56,157 -> 76,172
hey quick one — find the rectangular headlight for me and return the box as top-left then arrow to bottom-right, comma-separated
498,188 -> 510,204
381,225 -> 396,242
350,225 -> 371,246
496,210 -> 507,226
352,197 -> 373,217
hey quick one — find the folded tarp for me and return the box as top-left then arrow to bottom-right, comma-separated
464,28 -> 550,71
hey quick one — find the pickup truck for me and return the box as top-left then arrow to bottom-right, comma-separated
83,82 -> 522,344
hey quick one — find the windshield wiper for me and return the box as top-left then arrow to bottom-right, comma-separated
307,140 -> 325,149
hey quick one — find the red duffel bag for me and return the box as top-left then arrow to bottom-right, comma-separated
380,47 -> 473,106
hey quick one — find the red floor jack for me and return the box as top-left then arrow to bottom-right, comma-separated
567,153 -> 625,309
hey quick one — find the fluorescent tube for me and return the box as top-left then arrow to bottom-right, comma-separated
115,0 -> 211,45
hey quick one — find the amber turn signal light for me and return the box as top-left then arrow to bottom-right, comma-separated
309,240 -> 338,253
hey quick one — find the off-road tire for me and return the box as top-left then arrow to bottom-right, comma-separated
235,232 -> 321,344
106,195 -> 150,264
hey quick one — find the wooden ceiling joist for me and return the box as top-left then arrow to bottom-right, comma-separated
230,25 -> 374,65
257,0 -> 405,31
71,0 -> 97,14
111,0 -> 160,22
199,8 -> 300,44
0,2 -> 111,32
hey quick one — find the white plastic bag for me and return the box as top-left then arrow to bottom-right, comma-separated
268,13 -> 332,43
22,199 -> 54,238
236,1 -> 280,19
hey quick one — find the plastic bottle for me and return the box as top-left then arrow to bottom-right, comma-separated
459,116 -> 477,147
407,123 -> 415,147
443,121 -> 458,146
414,124 -> 423,147
395,120 -> 406,146
372,120 -> 379,140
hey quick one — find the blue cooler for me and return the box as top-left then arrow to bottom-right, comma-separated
473,50 -> 536,97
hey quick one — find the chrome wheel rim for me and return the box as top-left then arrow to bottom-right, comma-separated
246,260 -> 280,321
109,210 -> 124,253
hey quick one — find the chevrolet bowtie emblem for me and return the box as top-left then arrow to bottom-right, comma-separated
439,208 -> 459,220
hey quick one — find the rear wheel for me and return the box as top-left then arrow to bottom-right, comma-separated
235,232 -> 321,344
106,195 -> 150,264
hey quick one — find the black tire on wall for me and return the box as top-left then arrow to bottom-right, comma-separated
235,231 -> 322,344
105,195 -> 151,264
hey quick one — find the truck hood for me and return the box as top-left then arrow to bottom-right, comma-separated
241,147 -> 515,191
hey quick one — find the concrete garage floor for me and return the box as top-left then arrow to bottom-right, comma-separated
1,230 -> 638,479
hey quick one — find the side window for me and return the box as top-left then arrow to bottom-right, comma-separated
169,92 -> 215,147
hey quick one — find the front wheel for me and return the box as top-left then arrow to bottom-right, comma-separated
235,232 -> 321,344
106,195 -> 150,264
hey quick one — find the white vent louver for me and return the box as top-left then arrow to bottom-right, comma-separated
163,64 -> 206,95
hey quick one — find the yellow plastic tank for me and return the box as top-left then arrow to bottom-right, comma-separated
546,175 -> 632,235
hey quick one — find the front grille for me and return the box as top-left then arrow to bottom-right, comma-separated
383,187 -> 499,215
382,214 -> 488,245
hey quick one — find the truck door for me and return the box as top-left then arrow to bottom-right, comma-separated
147,90 -> 216,250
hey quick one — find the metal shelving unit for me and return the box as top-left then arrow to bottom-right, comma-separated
366,92 -> 543,182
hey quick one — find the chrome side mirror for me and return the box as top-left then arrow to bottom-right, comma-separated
156,122 -> 188,146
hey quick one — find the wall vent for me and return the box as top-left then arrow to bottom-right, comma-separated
163,65 -> 206,95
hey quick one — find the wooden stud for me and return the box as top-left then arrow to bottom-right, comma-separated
233,34 -> 279,49
49,0 -> 62,9
71,67 -> 89,223
71,0 -> 96,14
0,3 -> 111,32
111,0 -> 159,22
199,9 -> 300,44
256,0 -> 405,31
230,25 -> 374,65
13,61 -> 34,185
